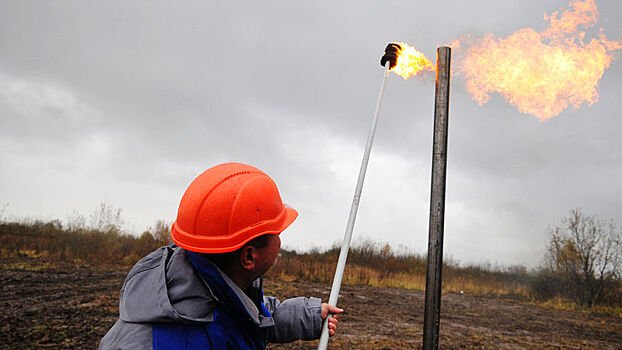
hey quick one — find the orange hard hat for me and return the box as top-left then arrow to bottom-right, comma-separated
171,162 -> 298,253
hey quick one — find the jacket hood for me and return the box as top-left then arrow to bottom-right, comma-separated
118,245 -> 215,324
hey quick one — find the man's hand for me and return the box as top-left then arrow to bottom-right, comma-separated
321,303 -> 344,337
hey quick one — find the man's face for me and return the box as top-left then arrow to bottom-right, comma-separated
254,234 -> 281,277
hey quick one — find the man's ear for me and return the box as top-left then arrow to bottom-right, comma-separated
239,245 -> 257,271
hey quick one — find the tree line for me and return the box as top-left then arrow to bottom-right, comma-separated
1,205 -> 620,312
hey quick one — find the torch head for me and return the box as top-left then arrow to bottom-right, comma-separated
380,43 -> 402,69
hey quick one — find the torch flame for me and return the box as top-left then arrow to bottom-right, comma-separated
390,42 -> 435,79
456,0 -> 621,120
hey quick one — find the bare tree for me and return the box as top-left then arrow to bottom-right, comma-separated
0,202 -> 9,223
89,202 -> 125,234
545,208 -> 622,306
150,219 -> 172,246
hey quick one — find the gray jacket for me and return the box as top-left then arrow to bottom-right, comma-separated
99,245 -> 322,349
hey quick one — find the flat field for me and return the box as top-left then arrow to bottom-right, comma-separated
1,257 -> 620,349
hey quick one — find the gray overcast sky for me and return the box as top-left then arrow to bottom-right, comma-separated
1,1 -> 620,267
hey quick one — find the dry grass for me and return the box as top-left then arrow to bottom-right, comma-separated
1,218 -> 619,316
268,242 -> 531,299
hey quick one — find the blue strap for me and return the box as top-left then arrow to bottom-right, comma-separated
153,323 -> 188,350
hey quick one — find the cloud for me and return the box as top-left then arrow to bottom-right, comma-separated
0,1 -> 620,267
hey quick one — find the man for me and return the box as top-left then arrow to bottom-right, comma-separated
99,162 -> 343,349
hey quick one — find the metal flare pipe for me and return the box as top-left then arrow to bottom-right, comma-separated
422,46 -> 451,350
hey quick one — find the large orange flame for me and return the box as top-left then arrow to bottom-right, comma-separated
390,42 -> 435,79
456,0 -> 621,120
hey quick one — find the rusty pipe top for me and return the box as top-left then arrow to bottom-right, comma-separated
380,43 -> 402,69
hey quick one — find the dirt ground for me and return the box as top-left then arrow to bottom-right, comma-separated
1,258 -> 620,349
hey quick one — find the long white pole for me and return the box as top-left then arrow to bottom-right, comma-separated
317,63 -> 391,349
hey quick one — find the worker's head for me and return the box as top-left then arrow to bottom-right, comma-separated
170,162 -> 296,263
203,232 -> 281,280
